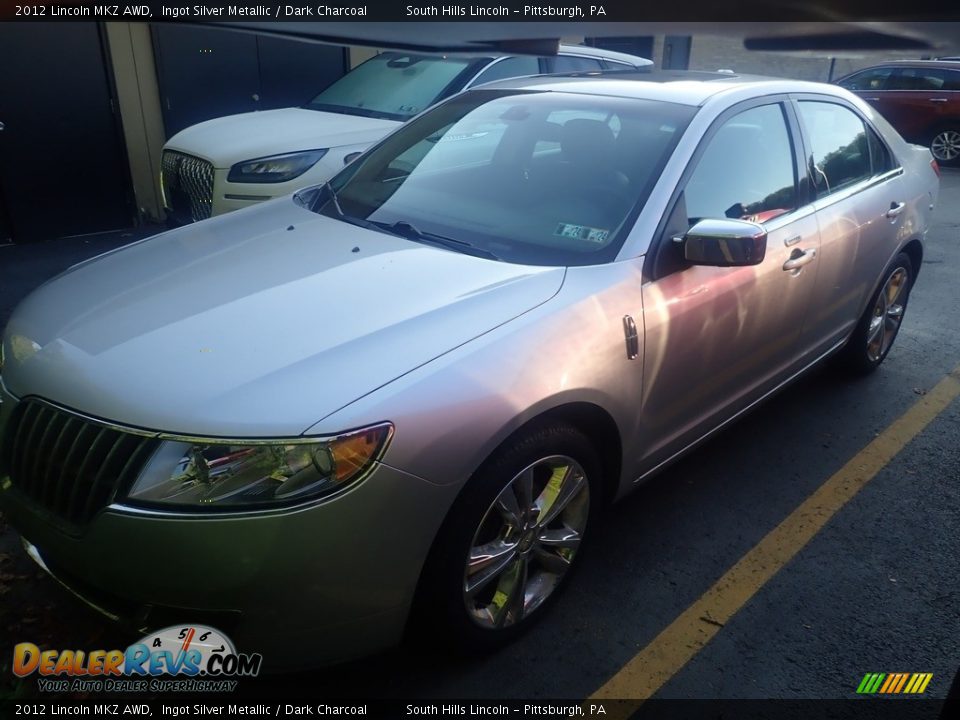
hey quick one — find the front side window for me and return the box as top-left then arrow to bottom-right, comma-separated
313,90 -> 696,266
798,101 -> 873,196
839,67 -> 893,92
304,52 -> 485,121
684,103 -> 797,226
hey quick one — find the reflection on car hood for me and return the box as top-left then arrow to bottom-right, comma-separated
3,200 -> 564,438
164,108 -> 400,167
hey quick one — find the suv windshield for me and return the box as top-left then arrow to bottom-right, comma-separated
313,90 -> 696,266
304,52 -> 487,121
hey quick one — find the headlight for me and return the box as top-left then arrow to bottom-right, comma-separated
124,423 -> 392,511
227,149 -> 328,184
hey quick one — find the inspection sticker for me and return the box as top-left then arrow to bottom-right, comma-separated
555,223 -> 610,243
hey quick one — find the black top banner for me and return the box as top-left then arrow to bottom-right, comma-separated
1,0 -> 959,22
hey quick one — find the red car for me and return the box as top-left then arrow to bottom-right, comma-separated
836,60 -> 960,165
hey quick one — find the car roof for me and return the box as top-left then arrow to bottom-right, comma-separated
846,60 -> 960,70
474,69 -> 841,107
426,43 -> 652,68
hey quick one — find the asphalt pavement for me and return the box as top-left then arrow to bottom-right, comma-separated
0,173 -> 957,712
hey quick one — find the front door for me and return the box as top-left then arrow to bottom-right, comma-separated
637,101 -> 821,471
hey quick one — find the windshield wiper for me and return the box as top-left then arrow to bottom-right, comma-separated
321,181 -> 345,218
369,220 -> 499,261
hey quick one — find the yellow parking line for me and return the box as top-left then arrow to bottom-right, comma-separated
590,364 -> 960,713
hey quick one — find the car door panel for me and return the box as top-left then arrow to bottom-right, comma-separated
633,102 -> 821,475
793,99 -> 909,357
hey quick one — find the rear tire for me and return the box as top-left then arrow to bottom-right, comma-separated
836,252 -> 914,376
410,422 -> 601,653
930,124 -> 960,166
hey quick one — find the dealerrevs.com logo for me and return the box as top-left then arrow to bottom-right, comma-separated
13,625 -> 263,693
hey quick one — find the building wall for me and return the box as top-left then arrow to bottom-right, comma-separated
685,34 -> 936,82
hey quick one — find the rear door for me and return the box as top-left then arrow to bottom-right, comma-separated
792,98 -> 909,356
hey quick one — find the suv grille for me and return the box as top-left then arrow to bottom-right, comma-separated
161,150 -> 214,222
1,402 -> 159,527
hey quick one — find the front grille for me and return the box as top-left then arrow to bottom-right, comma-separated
1,401 -> 159,526
161,150 -> 214,222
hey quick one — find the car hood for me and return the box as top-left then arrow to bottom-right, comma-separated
164,108 -> 400,167
2,200 -> 564,438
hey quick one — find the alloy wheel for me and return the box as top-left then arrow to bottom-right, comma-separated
931,129 -> 960,162
866,267 -> 909,362
463,455 -> 590,629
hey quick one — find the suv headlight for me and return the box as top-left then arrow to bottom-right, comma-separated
227,149 -> 328,184
124,423 -> 392,511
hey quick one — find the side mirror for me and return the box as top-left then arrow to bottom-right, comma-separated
681,218 -> 767,267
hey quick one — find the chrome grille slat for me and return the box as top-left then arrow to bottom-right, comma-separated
52,418 -> 89,515
3,402 -> 160,527
39,413 -> 72,507
162,150 -> 214,222
84,433 -> 138,519
18,404 -> 49,496
67,426 -> 110,524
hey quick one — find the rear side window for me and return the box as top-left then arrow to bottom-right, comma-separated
867,127 -> 895,174
798,102 -> 873,196
886,67 -> 960,91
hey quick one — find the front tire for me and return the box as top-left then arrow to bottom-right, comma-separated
837,251 -> 914,375
411,422 -> 601,652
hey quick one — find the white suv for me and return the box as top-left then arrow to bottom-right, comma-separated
160,45 -> 652,224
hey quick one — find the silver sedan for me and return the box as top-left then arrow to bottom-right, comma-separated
0,71 -> 940,668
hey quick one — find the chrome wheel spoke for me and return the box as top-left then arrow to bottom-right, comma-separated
868,314 -> 885,347
492,556 -> 528,628
538,526 -> 582,550
537,464 -> 586,527
466,541 -> 518,597
515,467 -> 535,515
494,486 -> 524,529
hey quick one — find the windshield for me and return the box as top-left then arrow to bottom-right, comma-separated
312,90 -> 696,266
304,52 -> 487,121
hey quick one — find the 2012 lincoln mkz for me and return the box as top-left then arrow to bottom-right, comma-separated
0,71 -> 940,667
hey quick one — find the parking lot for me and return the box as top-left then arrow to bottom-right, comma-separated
1,169 -> 957,708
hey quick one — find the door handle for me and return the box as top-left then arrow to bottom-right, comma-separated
865,97 -> 880,101
930,98 -> 948,103
886,202 -> 906,219
783,248 -> 817,272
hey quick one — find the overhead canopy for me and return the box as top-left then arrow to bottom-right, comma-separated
204,20 -> 958,55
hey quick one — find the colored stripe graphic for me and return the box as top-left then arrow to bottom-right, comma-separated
857,672 -> 932,694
